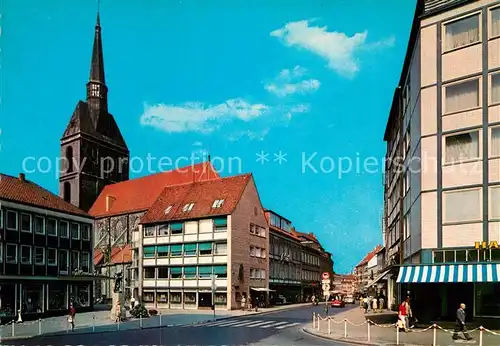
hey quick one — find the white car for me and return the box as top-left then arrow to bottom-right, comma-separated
344,296 -> 354,304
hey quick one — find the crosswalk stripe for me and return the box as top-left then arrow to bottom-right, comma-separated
214,320 -> 249,327
230,321 -> 260,327
244,320 -> 276,327
276,322 -> 301,329
261,321 -> 288,328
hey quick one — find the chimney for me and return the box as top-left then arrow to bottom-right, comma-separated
18,173 -> 25,182
106,195 -> 116,212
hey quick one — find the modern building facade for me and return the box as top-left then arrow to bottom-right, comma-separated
138,174 -> 270,310
383,0 -> 500,323
0,173 -> 94,320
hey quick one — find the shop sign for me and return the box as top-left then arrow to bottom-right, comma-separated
474,241 -> 499,249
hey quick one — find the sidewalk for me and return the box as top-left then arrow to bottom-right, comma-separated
303,307 -> 500,346
0,303 -> 310,340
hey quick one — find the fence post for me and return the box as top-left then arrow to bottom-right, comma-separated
367,320 -> 371,342
11,321 -> 15,337
159,312 -> 162,327
317,317 -> 320,331
312,312 -> 315,329
396,324 -> 399,345
117,316 -> 120,331
344,318 -> 347,338
479,326 -> 483,346
66,319 -> 69,333
433,324 -> 437,346
92,312 -> 95,332
140,314 -> 143,329
38,318 -> 42,335
328,318 -> 331,334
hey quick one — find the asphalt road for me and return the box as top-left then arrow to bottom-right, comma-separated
5,304 -> 355,346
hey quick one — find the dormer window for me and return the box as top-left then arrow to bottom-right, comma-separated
164,206 -> 172,214
182,203 -> 194,212
212,199 -> 225,208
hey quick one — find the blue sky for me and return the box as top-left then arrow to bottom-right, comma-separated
1,0 -> 416,274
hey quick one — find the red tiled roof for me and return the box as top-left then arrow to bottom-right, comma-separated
0,173 -> 89,217
94,249 -> 104,265
93,245 -> 132,265
141,174 -> 252,224
294,230 -> 319,244
355,245 -> 383,267
89,161 -> 219,217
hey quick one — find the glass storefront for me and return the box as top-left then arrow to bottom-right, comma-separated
71,284 -> 90,307
475,283 -> 500,317
48,283 -> 67,310
0,284 -> 16,317
22,284 -> 43,314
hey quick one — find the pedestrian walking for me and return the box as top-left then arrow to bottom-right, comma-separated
372,296 -> 378,311
453,303 -> 472,341
68,303 -> 76,331
398,300 -> 409,332
379,296 -> 385,311
404,297 -> 413,330
241,295 -> 246,310
363,296 -> 369,313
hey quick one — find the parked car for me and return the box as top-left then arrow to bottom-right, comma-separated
331,298 -> 345,308
344,296 -> 354,304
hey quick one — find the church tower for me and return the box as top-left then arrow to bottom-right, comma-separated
59,11 -> 129,212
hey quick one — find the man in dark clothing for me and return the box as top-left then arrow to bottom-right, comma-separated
453,303 -> 472,340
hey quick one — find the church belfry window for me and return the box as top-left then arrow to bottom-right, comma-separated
63,182 -> 71,203
90,83 -> 100,97
65,146 -> 74,173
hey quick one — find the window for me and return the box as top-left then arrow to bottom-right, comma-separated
184,292 -> 196,304
403,214 -> 410,240
492,7 -> 500,37
34,216 -> 45,235
59,221 -> 69,238
182,203 -> 194,212
20,245 -> 32,264
170,292 -> 181,303
213,217 -> 227,231
35,247 -> 45,265
170,267 -> 182,279
0,244 -> 2,262
184,266 -> 196,279
143,246 -> 156,258
170,222 -> 183,235
157,224 -> 169,236
47,248 -> 57,266
445,189 -> 481,222
198,266 -> 212,278
170,244 -> 182,257
156,291 -> 168,303
492,127 -> 500,157
158,267 -> 169,278
445,79 -> 479,113
71,251 -> 79,271
143,291 -> 154,302
199,243 -> 212,255
445,250 -> 455,262
60,249 -> 69,273
214,242 -> 227,255
492,73 -> 500,104
445,131 -> 479,163
444,14 -> 480,51
71,223 -> 80,240
144,267 -> 155,279
47,219 -> 57,236
157,245 -> 169,257
212,199 -> 224,208
490,187 -> 500,219
21,213 -> 31,232
144,226 -> 155,237
250,268 -> 265,279
6,211 -> 17,230
81,224 -> 90,241
213,265 -> 227,278
6,244 -> 17,263
184,244 -> 197,256
456,250 -> 467,262
81,252 -> 90,272
164,206 -> 172,214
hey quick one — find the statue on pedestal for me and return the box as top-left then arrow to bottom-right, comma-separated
110,271 -> 126,321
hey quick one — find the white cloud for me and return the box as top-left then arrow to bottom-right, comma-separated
192,141 -> 203,147
271,20 -> 394,77
264,65 -> 320,97
140,98 -> 270,133
228,128 -> 270,142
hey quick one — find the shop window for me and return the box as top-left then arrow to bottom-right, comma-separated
60,249 -> 69,273
475,283 -> 500,317
144,267 -> 155,279
34,216 -> 45,235
213,217 -> 227,231
35,247 -> 45,265
6,211 -> 17,230
143,291 -> 154,303
20,245 -> 32,264
59,221 -> 69,238
157,245 -> 169,257
47,248 -> 57,266
0,284 -> 15,315
170,267 -> 182,279
6,244 -> 17,263
156,291 -> 168,304
143,246 -> 156,258
71,284 -> 90,307
170,292 -> 181,304
21,284 -> 43,314
198,266 -> 212,279
157,267 -> 169,278
199,243 -> 212,255
21,213 -> 31,233
81,224 -> 90,241
157,224 -> 169,237
48,283 -> 67,310
71,223 -> 80,240
184,292 -> 196,305
47,219 -> 57,236
184,244 -> 197,256
170,244 -> 182,257
213,265 -> 227,278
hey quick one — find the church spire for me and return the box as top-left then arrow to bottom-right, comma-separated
89,9 -> 105,85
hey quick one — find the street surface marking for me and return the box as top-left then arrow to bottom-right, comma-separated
230,321 -> 261,327
276,322 -> 301,329
261,321 -> 289,328
244,320 -> 276,327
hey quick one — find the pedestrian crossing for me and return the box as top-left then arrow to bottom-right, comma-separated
192,319 -> 301,330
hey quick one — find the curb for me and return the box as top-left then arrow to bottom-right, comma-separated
0,303 -> 310,341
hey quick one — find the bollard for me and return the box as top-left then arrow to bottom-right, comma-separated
38,318 -> 42,335
317,317 -> 320,331
433,324 -> 437,346
66,319 -> 69,333
140,314 -> 143,329
479,326 -> 483,346
312,312 -> 315,329
11,321 -> 14,337
344,318 -> 347,338
328,318 -> 331,334
92,312 -> 95,332
117,316 -> 120,331
367,320 -> 371,342
159,312 -> 162,327
396,324 -> 400,345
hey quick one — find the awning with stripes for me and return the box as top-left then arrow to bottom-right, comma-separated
397,264 -> 500,283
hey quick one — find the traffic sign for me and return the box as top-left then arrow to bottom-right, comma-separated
321,272 -> 330,280
322,283 -> 330,291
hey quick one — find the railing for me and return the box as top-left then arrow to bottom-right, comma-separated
311,312 -> 500,346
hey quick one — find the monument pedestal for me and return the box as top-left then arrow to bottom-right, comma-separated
110,291 -> 126,321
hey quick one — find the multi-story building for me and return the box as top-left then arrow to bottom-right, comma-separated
339,274 -> 356,296
354,245 -> 383,296
138,174 -> 269,310
0,173 -> 94,320
383,0 -> 500,323
266,210 -> 302,303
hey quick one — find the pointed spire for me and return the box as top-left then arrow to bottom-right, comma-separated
89,5 -> 105,85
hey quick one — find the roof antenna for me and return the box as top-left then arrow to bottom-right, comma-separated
207,153 -> 211,180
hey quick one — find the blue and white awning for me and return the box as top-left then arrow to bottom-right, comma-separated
397,264 -> 500,283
